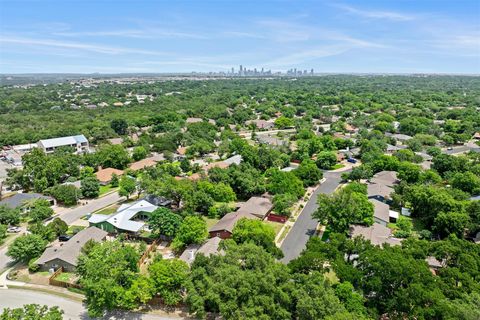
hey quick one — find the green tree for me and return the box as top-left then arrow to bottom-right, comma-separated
314,188 -> 374,233
149,258 -> 190,306
172,215 -> 207,249
118,175 -> 136,199
148,207 -> 182,238
232,218 -> 282,258
267,169 -> 305,199
0,304 -> 63,320
132,146 -> 148,161
273,193 -> 297,216
0,205 -> 20,226
48,218 -> 68,236
110,119 -> 128,135
316,151 -> 338,170
80,176 -> 100,198
49,184 -> 79,206
433,211 -> 470,238
96,144 -> 131,169
394,216 -> 413,238
7,234 -> 46,262
294,159 -> 323,186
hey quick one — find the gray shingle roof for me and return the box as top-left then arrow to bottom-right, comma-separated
37,227 -> 107,266
0,193 -> 53,209
209,211 -> 257,233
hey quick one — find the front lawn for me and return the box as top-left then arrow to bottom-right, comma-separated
99,185 -> 117,196
55,272 -> 75,282
265,221 -> 284,236
94,204 -> 119,215
203,217 -> 220,229
330,163 -> 345,170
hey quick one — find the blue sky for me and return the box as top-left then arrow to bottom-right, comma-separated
0,0 -> 479,74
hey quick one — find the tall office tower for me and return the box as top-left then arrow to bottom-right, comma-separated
261,67 -> 264,75
231,67 -> 234,74
239,65 -> 243,75
311,68 -> 314,75
294,68 -> 297,75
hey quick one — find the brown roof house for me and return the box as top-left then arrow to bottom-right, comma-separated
350,223 -> 402,247
36,227 -> 107,272
367,171 -> 398,202
95,168 -> 124,185
209,211 -> 258,239
128,157 -> 157,171
179,236 -> 224,265
236,196 -> 273,219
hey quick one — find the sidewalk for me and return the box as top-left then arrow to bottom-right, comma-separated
275,178 -> 326,246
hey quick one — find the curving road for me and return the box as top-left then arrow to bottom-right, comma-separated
0,289 -> 183,320
280,171 -> 343,264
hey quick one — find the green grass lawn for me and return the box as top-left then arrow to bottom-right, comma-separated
99,185 -> 117,196
324,270 -> 339,284
204,217 -> 220,229
67,225 -> 86,235
331,163 -> 345,170
55,272 -> 75,282
94,204 -> 119,215
265,221 -> 284,236
36,271 -> 51,277
321,226 -> 332,241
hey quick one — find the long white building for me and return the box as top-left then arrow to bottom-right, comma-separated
37,134 -> 89,154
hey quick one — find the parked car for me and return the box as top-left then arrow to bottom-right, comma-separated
58,235 -> 71,242
347,158 -> 357,164
7,226 -> 21,233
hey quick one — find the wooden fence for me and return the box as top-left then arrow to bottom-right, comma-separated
137,239 -> 159,268
48,267 -> 82,290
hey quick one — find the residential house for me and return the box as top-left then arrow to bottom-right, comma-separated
473,132 -> 480,140
128,157 -> 157,171
179,237 -> 224,265
246,119 -> 275,130
367,171 -> 398,202
107,138 -> 123,145
370,199 -> 398,226
37,135 -> 89,154
256,135 -> 288,147
386,133 -> 413,144
88,199 -> 158,234
350,223 -> 402,247
209,211 -> 258,239
236,196 -> 273,219
186,117 -> 203,124
95,168 -> 124,185
0,193 -> 55,212
36,227 -> 107,272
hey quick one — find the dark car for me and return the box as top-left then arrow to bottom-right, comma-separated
58,235 -> 71,242
347,158 -> 357,164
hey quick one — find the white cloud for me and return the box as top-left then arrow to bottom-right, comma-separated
54,28 -> 207,39
335,4 -> 414,21
0,36 -> 166,55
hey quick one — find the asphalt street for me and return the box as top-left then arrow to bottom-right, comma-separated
280,171 -> 343,264
0,289 -> 183,320
58,192 -> 123,225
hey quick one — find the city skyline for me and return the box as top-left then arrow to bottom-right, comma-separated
0,1 -> 479,74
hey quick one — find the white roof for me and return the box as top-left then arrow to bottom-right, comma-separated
88,199 -> 157,232
224,154 -> 242,166
38,135 -> 88,148
107,200 -> 157,232
389,210 -> 399,219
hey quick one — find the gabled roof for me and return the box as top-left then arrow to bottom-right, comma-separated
37,227 -> 107,266
0,193 -> 53,209
370,199 -> 390,224
179,236 -> 224,265
129,157 -> 157,171
95,168 -> 124,183
236,196 -> 273,219
88,199 -> 158,232
38,135 -> 88,148
367,171 -> 398,199
209,211 -> 257,233
350,223 -> 402,246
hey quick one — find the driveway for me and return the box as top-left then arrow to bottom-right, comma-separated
280,171 -> 343,264
55,192 -> 124,225
0,289 -> 184,319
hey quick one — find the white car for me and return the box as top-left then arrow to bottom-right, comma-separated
7,226 -> 21,233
